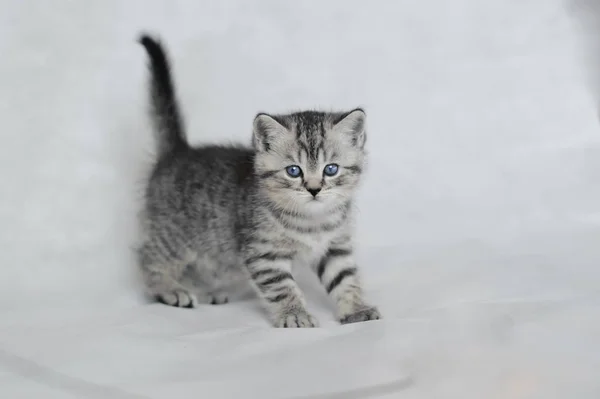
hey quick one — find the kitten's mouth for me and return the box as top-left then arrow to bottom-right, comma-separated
309,195 -> 325,203
306,197 -> 324,206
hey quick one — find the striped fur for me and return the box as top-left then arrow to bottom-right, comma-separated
136,34 -> 380,327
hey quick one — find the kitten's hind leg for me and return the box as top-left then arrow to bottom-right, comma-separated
179,258 -> 230,305
138,241 -> 198,309
208,291 -> 229,305
155,288 -> 197,308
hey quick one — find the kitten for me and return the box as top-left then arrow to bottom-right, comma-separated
136,34 -> 381,327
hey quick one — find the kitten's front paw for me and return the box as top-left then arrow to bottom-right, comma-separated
274,308 -> 319,328
340,306 -> 381,324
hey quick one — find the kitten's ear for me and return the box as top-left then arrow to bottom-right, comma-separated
332,108 -> 367,148
252,113 -> 288,152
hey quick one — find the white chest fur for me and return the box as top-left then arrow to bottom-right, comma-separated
289,229 -> 338,269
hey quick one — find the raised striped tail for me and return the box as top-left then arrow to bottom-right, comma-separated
138,34 -> 187,156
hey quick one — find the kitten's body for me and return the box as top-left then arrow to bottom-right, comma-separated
137,34 -> 380,327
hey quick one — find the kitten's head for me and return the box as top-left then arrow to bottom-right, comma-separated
252,109 -> 367,215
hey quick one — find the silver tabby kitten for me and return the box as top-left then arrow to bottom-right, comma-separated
136,34 -> 381,327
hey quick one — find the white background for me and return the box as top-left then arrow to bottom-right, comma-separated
1,0 -> 599,397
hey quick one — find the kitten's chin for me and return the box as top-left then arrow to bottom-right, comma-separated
266,190 -> 343,216
302,198 -> 327,212
300,196 -> 341,215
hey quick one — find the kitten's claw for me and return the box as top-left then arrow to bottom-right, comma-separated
340,306 -> 381,324
275,308 -> 319,328
156,290 -> 197,308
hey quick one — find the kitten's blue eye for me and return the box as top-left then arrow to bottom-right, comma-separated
285,165 -> 302,178
323,163 -> 339,176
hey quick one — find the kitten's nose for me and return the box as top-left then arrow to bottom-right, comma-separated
307,188 -> 321,197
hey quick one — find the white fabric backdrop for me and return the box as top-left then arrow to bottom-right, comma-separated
1,0 -> 599,397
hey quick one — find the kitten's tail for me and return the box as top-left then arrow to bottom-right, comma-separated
138,34 -> 188,156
